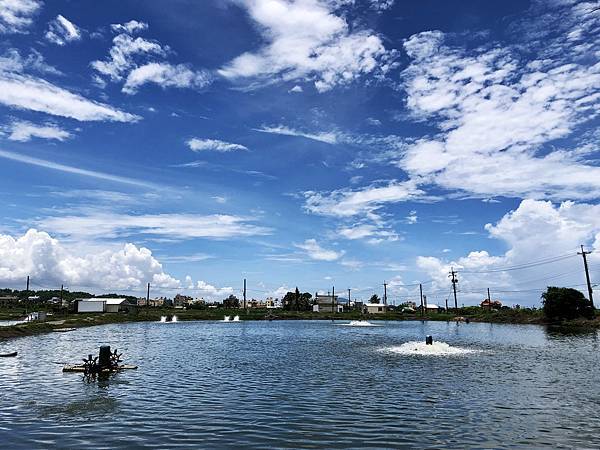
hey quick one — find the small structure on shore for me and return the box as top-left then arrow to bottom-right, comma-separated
63,345 -> 137,377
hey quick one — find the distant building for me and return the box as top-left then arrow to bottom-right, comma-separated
480,299 -> 502,309
265,297 -> 282,309
364,303 -> 388,314
105,298 -> 136,313
76,298 -> 105,313
174,294 -> 193,308
313,294 -> 343,313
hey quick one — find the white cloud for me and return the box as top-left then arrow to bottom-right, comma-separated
110,20 -> 148,34
92,20 -> 212,94
0,228 -> 180,290
398,19 -> 600,201
219,0 -> 391,91
289,85 -> 303,93
45,15 -> 81,46
186,138 -> 248,152
91,32 -> 166,81
405,210 -> 417,224
0,48 -> 61,75
303,180 -> 428,218
0,69 -> 139,122
254,125 -> 339,144
0,0 -> 41,34
417,199 -> 600,306
193,280 -> 234,299
370,0 -> 395,11
122,62 -> 211,94
6,120 -> 72,142
338,223 -> 398,242
38,212 -> 271,241
0,149 -> 156,188
295,238 -> 344,261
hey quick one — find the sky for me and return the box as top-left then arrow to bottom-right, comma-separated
0,0 -> 599,306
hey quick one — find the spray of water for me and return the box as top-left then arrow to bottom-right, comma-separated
160,316 -> 167,323
381,341 -> 478,356
340,320 -> 379,327
223,316 -> 230,322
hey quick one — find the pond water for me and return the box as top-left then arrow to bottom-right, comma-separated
1,320 -> 599,448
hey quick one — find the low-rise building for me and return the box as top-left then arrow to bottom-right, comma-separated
105,298 -> 136,313
480,299 -> 502,309
364,303 -> 388,314
76,298 -> 105,313
312,294 -> 343,313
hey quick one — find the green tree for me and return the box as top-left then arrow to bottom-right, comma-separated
223,295 -> 240,309
369,294 -> 380,304
542,286 -> 594,320
282,289 -> 313,311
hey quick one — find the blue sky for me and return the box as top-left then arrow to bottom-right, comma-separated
0,0 -> 599,306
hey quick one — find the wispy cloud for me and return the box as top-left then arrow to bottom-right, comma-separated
38,212 -> 272,241
0,149 -> 156,188
254,125 -> 339,144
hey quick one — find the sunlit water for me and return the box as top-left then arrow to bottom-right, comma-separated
1,320 -> 600,448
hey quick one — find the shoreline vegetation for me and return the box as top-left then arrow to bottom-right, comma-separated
2,307 -> 599,341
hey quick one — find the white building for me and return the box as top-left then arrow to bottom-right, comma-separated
364,303 -> 388,314
105,298 -> 132,313
76,298 -> 105,313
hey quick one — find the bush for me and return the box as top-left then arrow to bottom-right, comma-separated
542,287 -> 594,320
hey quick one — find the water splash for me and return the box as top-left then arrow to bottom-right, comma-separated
232,316 -> 240,322
160,316 -> 167,323
223,316 -> 230,322
381,341 -> 479,356
172,315 -> 178,322
340,320 -> 379,327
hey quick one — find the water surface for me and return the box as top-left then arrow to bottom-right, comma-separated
1,320 -> 599,448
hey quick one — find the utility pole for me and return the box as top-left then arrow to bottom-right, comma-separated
449,268 -> 458,311
60,284 -> 63,304
348,288 -> 351,311
243,278 -> 247,311
578,245 -> 594,307
383,281 -> 387,306
445,298 -> 448,312
146,282 -> 150,308
419,283 -> 424,318
332,286 -> 335,314
487,288 -> 491,311
26,275 -> 30,298
424,295 -> 428,315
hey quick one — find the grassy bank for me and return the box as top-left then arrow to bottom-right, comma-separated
1,307 -> 599,340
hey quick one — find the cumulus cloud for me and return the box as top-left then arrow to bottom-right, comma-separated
254,125 -> 339,144
338,223 -> 398,243
0,229 -> 181,290
219,0 -> 392,91
92,20 -> 211,94
416,199 -> 600,306
295,238 -> 344,261
0,48 -> 61,75
45,15 -> 81,46
6,120 -> 71,142
186,138 -> 248,152
0,0 -> 41,34
122,62 -> 211,94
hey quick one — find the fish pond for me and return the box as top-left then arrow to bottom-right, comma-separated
1,320 -> 599,448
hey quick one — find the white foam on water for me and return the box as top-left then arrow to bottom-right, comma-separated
232,315 -> 240,322
172,315 -> 178,322
381,341 -> 479,356
160,316 -> 167,323
223,316 -> 230,322
340,320 -> 379,327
